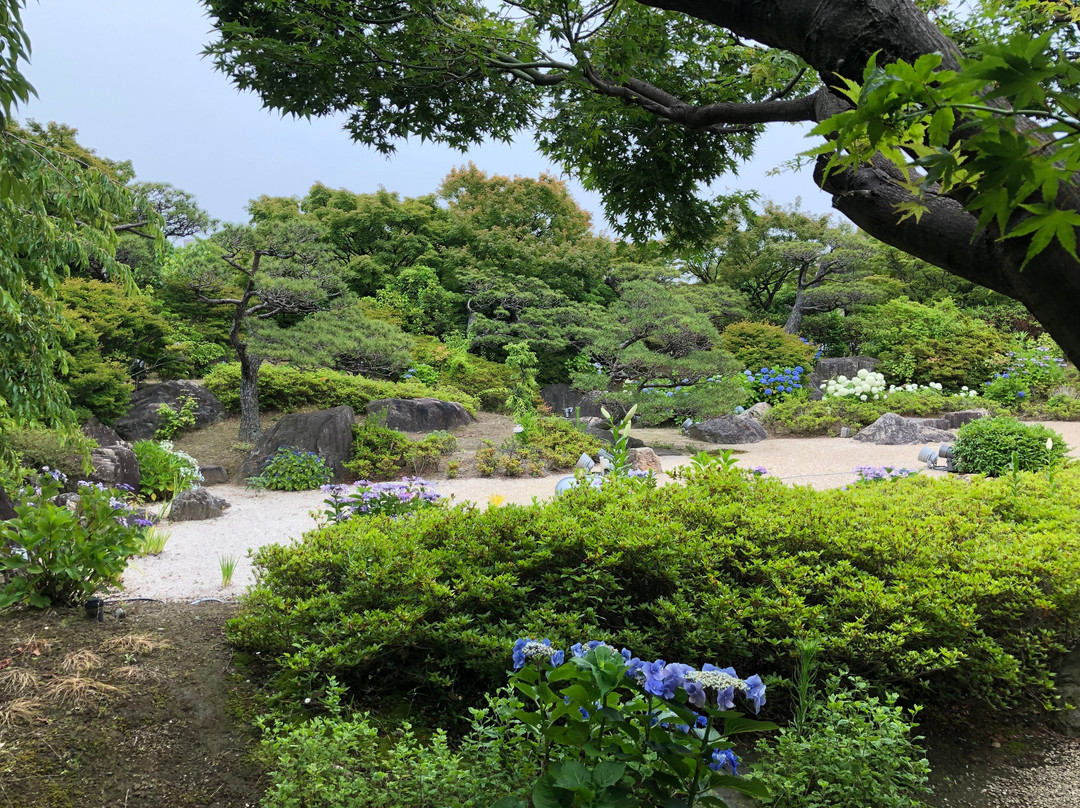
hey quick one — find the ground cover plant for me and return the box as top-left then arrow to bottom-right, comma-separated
248,446 -> 333,491
204,362 -> 479,416
228,467 -> 1080,719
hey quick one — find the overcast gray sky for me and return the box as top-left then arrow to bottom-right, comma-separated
19,0 -> 832,233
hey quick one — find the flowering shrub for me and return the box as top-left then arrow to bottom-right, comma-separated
132,440 -> 202,500
983,343 -> 1069,404
249,446 -> 333,491
0,470 -> 144,607
497,640 -> 771,808
821,369 -> 887,400
319,477 -> 441,522
743,366 -> 806,405
852,466 -> 918,485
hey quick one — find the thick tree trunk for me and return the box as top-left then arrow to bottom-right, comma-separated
784,289 -> 806,335
641,0 -> 1080,366
237,351 -> 263,444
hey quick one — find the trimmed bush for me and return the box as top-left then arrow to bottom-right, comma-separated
228,469 -> 1080,714
762,393 -> 1002,437
203,362 -> 479,416
720,322 -> 816,373
953,417 -> 1067,476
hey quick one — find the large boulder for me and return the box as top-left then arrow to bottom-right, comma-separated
114,381 -> 226,441
82,417 -> 126,448
687,416 -> 768,444
241,405 -> 355,482
628,447 -> 664,475
740,402 -> 773,421
167,487 -> 230,522
941,409 -> 990,430
86,446 -> 141,492
808,357 -> 879,400
540,384 -> 604,419
853,413 -> 956,445
366,398 -> 473,432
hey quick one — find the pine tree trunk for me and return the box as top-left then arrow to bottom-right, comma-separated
237,352 -> 263,444
784,289 -> 805,334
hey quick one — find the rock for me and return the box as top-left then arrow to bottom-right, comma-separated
739,402 -> 773,421
199,465 -> 229,485
53,492 -> 81,510
540,384 -> 604,419
86,446 -> 141,492
167,487 -> 230,522
808,356 -> 879,400
580,417 -> 645,448
0,486 -> 15,521
628,447 -> 664,475
687,416 -> 768,444
82,417 -> 126,448
853,412 -> 956,445
942,409 -> 990,430
366,398 -> 473,432
114,381 -> 226,442
241,405 -> 355,482
1052,645 -> 1080,737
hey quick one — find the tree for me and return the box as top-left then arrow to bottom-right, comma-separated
162,221 -> 344,441
201,0 -> 1080,366
0,1 -> 161,468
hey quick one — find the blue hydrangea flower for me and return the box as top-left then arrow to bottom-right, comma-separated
745,673 -> 767,713
710,748 -> 739,774
512,638 -> 564,669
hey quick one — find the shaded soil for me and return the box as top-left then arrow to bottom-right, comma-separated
0,602 -> 263,808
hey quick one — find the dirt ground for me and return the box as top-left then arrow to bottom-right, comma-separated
0,602 -> 263,808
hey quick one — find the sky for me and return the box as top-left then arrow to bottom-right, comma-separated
18,0 -> 833,234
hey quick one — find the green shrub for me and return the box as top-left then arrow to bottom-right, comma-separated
983,341 -> 1069,405
0,471 -> 143,608
249,447 -> 333,491
258,684 -> 534,808
755,675 -> 930,808
155,395 -> 198,440
530,418 -> 605,469
440,354 -> 515,399
344,420 -> 458,480
203,362 -> 479,416
855,298 -> 1006,388
762,393 -> 1001,437
478,386 -> 511,412
59,317 -> 133,423
6,426 -> 92,481
1022,394 -> 1080,421
720,322 -> 816,372
229,469 -> 1080,714
953,417 -> 1067,476
132,440 -> 202,500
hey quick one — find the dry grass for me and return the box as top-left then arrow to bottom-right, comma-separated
14,636 -> 51,657
43,676 -> 126,708
0,698 -> 45,727
111,665 -> 163,684
100,634 -> 169,655
60,649 -> 104,674
0,668 -> 40,698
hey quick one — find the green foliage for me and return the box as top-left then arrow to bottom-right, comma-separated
229,469 -> 1080,714
344,420 -> 458,481
158,319 -> 229,380
249,446 -> 333,491
953,417 -> 1067,476
4,425 -> 91,480
720,323 -> 816,373
0,472 -> 143,608
132,440 -> 202,500
203,362 -> 479,416
502,643 -> 773,808
762,393 -> 1003,437
253,302 -> 415,379
982,340 -> 1069,404
530,418 -> 604,470
154,396 -> 198,440
755,675 -> 930,808
855,298 -> 1006,388
504,341 -> 541,419
258,683 -> 535,808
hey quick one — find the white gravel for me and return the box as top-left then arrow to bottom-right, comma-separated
119,422 -> 1080,603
